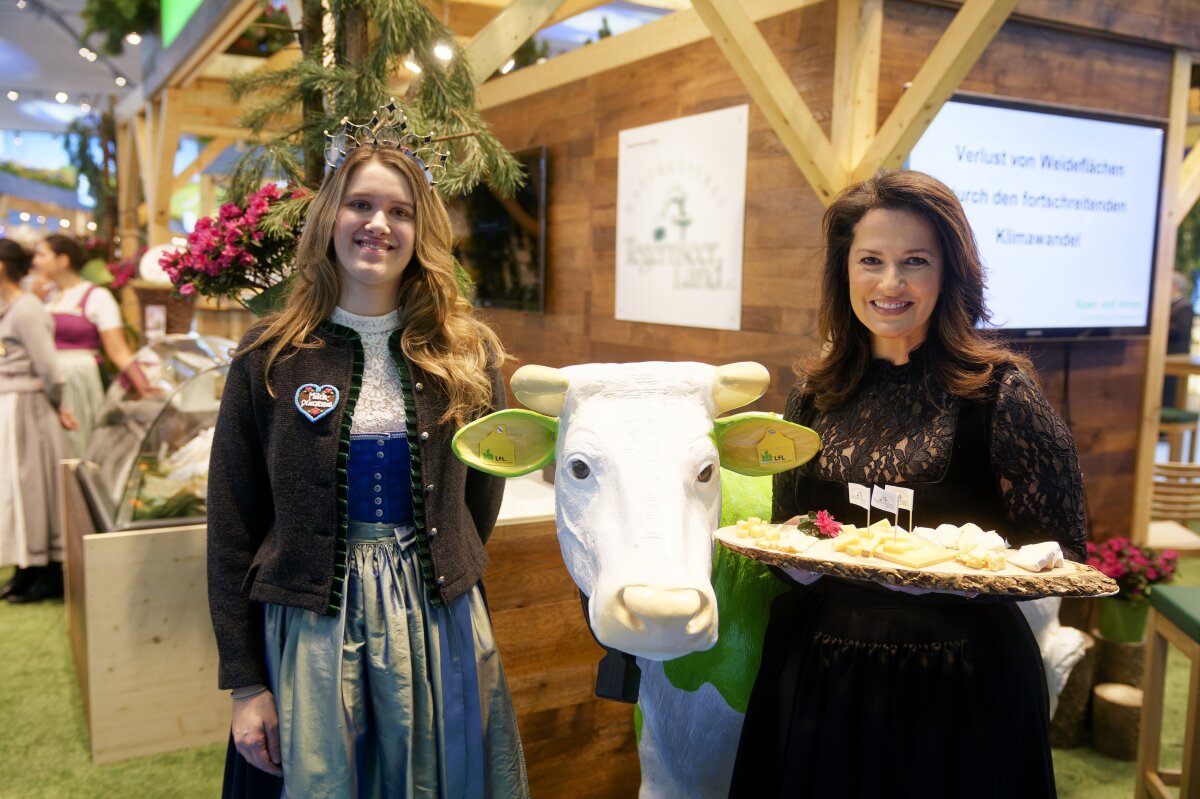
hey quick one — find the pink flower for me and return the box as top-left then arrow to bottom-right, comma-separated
178,283 -> 196,296
814,510 -> 842,537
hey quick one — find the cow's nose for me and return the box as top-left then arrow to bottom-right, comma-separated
620,586 -> 709,633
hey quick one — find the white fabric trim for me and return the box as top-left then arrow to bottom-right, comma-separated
331,306 -> 407,435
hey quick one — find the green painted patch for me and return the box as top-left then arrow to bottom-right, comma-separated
634,703 -> 643,744
661,471 -> 787,713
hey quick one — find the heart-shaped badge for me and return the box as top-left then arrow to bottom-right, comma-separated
295,383 -> 340,422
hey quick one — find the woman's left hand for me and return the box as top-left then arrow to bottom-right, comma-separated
59,408 -> 79,431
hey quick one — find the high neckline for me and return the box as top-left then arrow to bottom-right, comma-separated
331,306 -> 402,334
866,343 -> 928,384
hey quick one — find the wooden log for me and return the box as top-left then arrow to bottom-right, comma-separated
1092,682 -> 1143,760
1094,630 -> 1146,688
1050,630 -> 1096,749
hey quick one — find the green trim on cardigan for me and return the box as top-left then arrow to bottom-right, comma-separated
388,330 -> 444,608
318,318 -> 364,616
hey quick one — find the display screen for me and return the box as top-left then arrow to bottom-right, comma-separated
906,96 -> 1165,338
449,147 -> 547,313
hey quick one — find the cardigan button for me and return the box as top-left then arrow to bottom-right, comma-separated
420,431 -> 429,441
436,575 -> 446,586
425,484 -> 434,493
415,382 -> 424,391
429,527 -> 438,537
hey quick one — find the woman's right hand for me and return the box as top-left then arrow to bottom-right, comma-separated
231,689 -> 283,776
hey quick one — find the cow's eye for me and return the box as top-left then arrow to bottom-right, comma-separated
697,464 -> 714,483
569,459 -> 591,480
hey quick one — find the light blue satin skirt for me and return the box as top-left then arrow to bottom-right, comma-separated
264,522 -> 529,798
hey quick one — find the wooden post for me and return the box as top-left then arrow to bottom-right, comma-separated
832,0 -> 881,176
1133,50 -> 1192,545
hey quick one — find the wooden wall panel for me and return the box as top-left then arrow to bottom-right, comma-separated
481,1 -> 1182,541
484,520 -> 641,798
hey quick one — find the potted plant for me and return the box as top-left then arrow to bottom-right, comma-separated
1086,537 -> 1179,642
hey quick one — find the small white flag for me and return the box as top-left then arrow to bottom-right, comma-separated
886,484 -> 914,511
871,485 -> 899,514
848,482 -> 870,509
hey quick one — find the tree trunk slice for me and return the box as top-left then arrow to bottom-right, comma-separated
1050,630 -> 1096,748
1094,632 -> 1146,688
716,528 -> 1118,598
1091,682 -> 1143,760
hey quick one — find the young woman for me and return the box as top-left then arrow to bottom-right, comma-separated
208,141 -> 529,797
730,170 -> 1086,798
33,234 -> 137,458
0,239 -> 77,603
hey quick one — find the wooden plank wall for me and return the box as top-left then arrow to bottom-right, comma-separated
479,0 -> 1176,542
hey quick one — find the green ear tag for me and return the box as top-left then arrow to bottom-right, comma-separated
756,427 -> 797,467
479,425 -> 517,466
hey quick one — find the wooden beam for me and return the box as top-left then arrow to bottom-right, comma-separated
691,0 -> 844,204
832,0 -> 882,174
478,0 -> 822,111
466,0 -> 568,85
173,136 -> 236,193
116,118 -> 140,254
152,89 -> 184,246
163,0 -> 262,91
132,113 -> 151,204
1180,136 -> 1200,217
1132,50 -> 1192,545
851,0 -> 1017,182
178,122 -> 255,139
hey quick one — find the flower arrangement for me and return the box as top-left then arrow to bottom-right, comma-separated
1086,536 -> 1178,600
796,510 -> 842,538
106,247 -> 143,289
158,184 -> 310,309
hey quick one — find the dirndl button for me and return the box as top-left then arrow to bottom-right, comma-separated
375,509 -> 383,517
374,497 -> 382,505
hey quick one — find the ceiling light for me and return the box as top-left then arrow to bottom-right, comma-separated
15,0 -> 25,8
171,236 -> 188,247
59,219 -> 70,229
18,212 -> 29,222
87,221 -> 98,231
403,60 -> 421,74
35,215 -> 46,224
114,76 -> 127,87
55,92 -> 68,103
80,102 -> 91,113
79,48 -> 89,57
433,43 -> 453,62
5,91 -> 17,101
500,59 -> 515,75
86,52 -> 97,62
125,32 -> 142,45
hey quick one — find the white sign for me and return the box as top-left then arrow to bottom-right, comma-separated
907,100 -> 1163,331
615,105 -> 749,331
847,482 -> 870,510
885,484 -> 914,511
871,485 -> 899,514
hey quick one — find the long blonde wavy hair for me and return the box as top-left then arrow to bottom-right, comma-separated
237,145 -> 508,425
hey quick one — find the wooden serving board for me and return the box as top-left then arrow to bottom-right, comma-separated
715,526 -> 1118,598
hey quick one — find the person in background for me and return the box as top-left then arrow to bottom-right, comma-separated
730,170 -> 1086,798
208,138 -> 529,796
0,240 -> 78,603
1163,271 -> 1194,408
32,234 -> 137,459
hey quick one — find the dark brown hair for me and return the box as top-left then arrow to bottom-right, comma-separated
800,169 -> 1032,410
0,239 -> 31,284
43,234 -> 87,272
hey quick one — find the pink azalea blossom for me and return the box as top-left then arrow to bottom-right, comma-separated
814,510 -> 842,537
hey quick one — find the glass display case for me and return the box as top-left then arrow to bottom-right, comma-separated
78,332 -> 236,532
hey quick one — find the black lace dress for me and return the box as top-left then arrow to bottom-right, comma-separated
729,350 -> 1086,799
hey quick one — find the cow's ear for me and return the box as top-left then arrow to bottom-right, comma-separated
452,409 -> 559,477
713,412 -> 821,476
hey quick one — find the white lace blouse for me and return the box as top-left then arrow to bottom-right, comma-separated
330,306 -> 406,435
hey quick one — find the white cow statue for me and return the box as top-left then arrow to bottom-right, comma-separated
452,361 -> 819,798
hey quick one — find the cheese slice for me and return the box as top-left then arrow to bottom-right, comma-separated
871,539 -> 957,568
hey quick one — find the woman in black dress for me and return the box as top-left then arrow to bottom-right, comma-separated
729,170 -> 1085,798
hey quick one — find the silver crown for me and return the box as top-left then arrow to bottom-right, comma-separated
323,99 -> 450,185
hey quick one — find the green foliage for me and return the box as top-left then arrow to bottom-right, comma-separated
1178,201 -> 1200,277
80,0 -> 159,56
0,160 -> 75,190
62,111 -> 118,249
228,0 -> 524,202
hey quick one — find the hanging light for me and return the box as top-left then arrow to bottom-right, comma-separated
86,221 -> 98,231
125,32 -> 142,45
55,91 -> 68,103
403,59 -> 421,74
114,76 -> 128,87
433,42 -> 453,62
5,90 -> 17,101
500,58 -> 515,75
18,212 -> 30,222
15,0 -> 25,8
59,219 -> 70,229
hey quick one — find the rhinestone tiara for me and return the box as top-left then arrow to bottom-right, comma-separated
323,99 -> 450,186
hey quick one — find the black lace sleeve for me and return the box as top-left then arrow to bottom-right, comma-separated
772,385 -> 807,524
989,369 -> 1087,562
